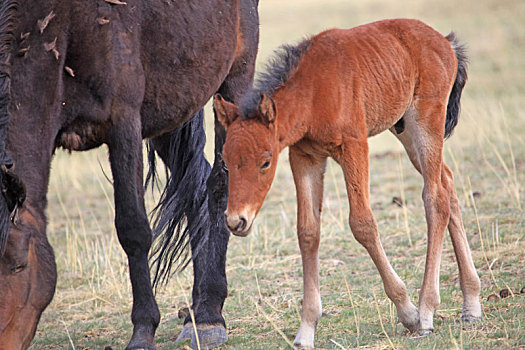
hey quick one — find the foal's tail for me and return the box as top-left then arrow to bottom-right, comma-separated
146,110 -> 211,288
444,32 -> 468,139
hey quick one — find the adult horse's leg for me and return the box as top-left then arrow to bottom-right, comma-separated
153,5 -> 258,346
289,146 -> 326,349
335,138 -> 420,332
175,16 -> 260,347
392,128 -> 481,326
108,110 -> 160,350
149,50 -> 259,350
170,127 -> 230,348
166,109 -> 231,349
147,111 -> 228,348
176,66 -> 262,348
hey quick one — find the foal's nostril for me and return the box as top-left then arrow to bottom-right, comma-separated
235,217 -> 247,232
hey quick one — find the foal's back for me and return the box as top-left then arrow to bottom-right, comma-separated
300,19 -> 457,140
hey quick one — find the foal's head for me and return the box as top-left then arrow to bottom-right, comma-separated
214,94 -> 279,237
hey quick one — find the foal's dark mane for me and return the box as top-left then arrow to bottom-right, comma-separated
240,37 -> 312,118
0,0 -> 16,254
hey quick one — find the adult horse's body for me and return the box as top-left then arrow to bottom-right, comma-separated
214,19 -> 481,348
0,1 -> 258,349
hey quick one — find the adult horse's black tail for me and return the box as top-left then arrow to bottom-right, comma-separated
0,1 -> 17,255
445,32 -> 468,139
146,110 -> 211,288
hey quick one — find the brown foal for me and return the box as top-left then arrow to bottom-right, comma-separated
214,19 -> 481,348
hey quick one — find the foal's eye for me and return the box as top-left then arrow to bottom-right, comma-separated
260,161 -> 270,169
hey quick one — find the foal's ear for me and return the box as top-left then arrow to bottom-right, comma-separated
258,93 -> 276,126
213,94 -> 239,129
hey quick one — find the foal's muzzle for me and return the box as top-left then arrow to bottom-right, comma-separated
224,210 -> 253,237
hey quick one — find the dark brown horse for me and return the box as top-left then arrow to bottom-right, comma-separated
0,1 -> 258,349
214,19 -> 481,348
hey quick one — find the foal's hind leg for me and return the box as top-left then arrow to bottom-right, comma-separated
392,104 -> 481,333
335,138 -> 419,332
442,165 -> 481,322
396,102 -> 452,334
289,146 -> 327,348
108,110 -> 160,350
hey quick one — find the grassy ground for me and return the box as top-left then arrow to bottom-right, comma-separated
30,0 -> 525,349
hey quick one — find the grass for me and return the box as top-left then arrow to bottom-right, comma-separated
30,0 -> 525,349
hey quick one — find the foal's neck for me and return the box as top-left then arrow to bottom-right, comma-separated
272,87 -> 311,151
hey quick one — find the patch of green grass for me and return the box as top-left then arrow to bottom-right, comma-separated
31,0 -> 525,349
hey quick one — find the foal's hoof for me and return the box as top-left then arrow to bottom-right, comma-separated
418,328 -> 434,337
461,313 -> 482,323
175,323 -> 227,349
397,303 -> 420,333
402,319 -> 421,334
461,301 -> 482,323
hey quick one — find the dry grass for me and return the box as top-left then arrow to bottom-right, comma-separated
31,0 -> 525,349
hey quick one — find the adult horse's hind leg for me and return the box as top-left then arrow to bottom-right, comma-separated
148,112 -> 229,348
174,19 -> 260,347
335,138 -> 420,333
108,110 -> 160,350
173,30 -> 259,348
289,146 -> 327,348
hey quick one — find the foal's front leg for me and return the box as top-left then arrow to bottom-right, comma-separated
289,147 -> 327,349
336,138 -> 420,332
108,116 -> 160,350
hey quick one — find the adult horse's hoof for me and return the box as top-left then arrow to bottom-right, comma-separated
125,327 -> 156,350
418,328 -> 434,337
125,344 -> 156,350
175,323 -> 228,349
175,323 -> 193,343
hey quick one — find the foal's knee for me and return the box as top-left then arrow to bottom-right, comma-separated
298,226 -> 320,252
